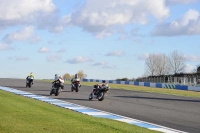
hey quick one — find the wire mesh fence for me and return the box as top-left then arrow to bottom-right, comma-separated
136,75 -> 200,86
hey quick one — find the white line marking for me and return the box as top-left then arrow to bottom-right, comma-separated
82,112 -> 110,115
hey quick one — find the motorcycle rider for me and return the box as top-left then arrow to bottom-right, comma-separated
92,80 -> 108,97
99,80 -> 108,88
26,72 -> 35,84
52,76 -> 64,91
52,74 -> 59,89
71,74 -> 81,88
71,74 -> 78,83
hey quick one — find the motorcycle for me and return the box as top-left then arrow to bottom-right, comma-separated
71,78 -> 81,92
26,76 -> 34,88
89,84 -> 110,101
50,81 -> 62,96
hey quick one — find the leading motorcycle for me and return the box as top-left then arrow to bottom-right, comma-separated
71,78 -> 81,92
26,76 -> 34,88
89,84 -> 110,101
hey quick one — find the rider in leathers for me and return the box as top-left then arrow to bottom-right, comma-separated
52,76 -> 64,90
52,74 -> 59,89
71,74 -> 81,88
26,72 -> 35,84
92,80 -> 108,97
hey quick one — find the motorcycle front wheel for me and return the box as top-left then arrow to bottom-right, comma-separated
98,92 -> 105,101
50,88 -> 54,95
29,82 -> 32,88
89,93 -> 93,100
55,87 -> 61,96
75,84 -> 79,92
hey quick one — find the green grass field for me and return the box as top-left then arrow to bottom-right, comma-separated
0,90 -> 160,133
41,80 -> 200,98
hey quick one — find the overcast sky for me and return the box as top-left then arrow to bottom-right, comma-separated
0,0 -> 200,80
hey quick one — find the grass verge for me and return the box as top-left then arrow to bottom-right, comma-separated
40,80 -> 200,98
0,90 -> 160,133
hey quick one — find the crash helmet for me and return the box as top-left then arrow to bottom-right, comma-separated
55,74 -> 58,76
75,74 -> 78,78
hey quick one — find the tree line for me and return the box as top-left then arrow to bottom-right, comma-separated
117,50 -> 190,81
63,70 -> 87,79
144,50 -> 198,77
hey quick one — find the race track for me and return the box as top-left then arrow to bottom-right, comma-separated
0,78 -> 200,133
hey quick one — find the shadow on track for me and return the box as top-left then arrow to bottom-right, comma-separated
114,96 -> 200,103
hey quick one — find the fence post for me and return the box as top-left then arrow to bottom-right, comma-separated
194,76 -> 196,86
184,76 -> 186,85
174,77 -> 177,84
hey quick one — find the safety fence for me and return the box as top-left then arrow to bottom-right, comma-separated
136,76 -> 200,86
65,78 -> 200,92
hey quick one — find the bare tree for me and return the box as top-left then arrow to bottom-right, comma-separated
155,53 -> 170,75
145,53 -> 171,76
168,50 -> 186,74
145,54 -> 157,76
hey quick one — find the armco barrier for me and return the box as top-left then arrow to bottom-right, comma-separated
79,79 -> 200,92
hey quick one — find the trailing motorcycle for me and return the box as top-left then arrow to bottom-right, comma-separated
26,76 -> 34,88
50,81 -> 62,96
71,78 -> 81,92
89,84 -> 110,101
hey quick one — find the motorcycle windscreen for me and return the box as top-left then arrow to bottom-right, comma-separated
29,76 -> 34,79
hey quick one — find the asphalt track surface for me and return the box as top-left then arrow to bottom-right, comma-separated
1,79 -> 200,133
